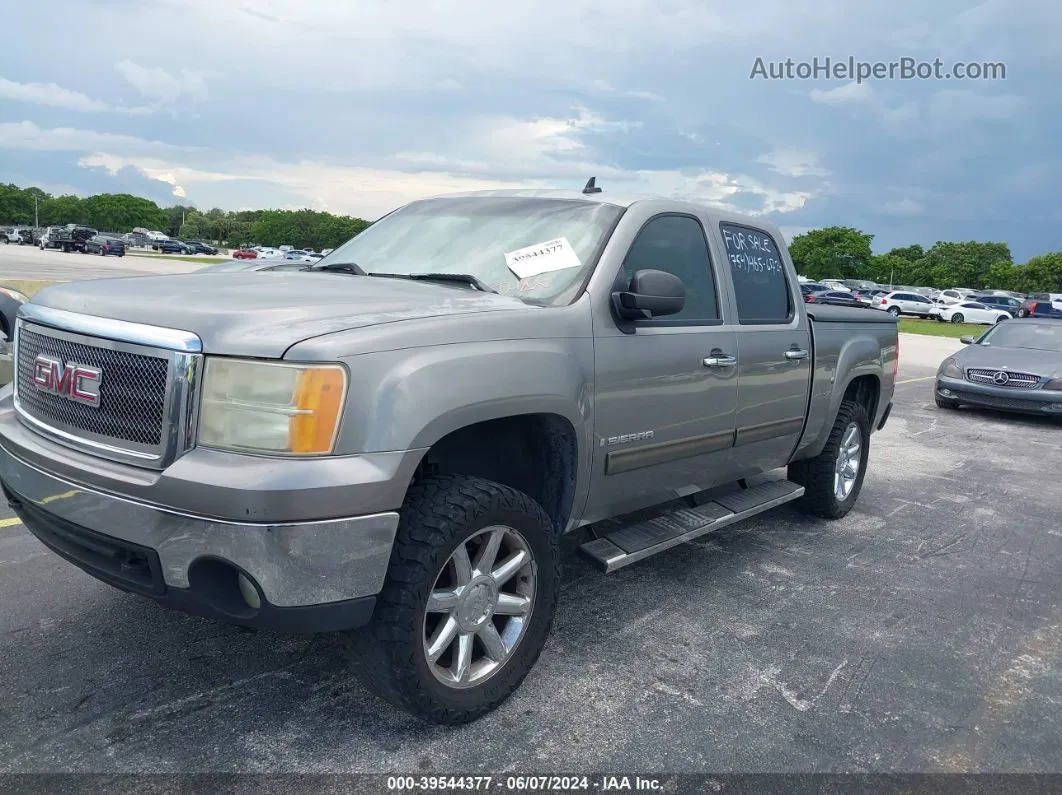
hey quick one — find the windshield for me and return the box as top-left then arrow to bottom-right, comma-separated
978,322 -> 1062,351
312,197 -> 624,305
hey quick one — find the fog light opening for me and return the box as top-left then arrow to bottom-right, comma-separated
238,572 -> 262,609
940,388 -> 953,397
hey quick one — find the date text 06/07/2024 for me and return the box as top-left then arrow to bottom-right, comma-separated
385,775 -> 664,791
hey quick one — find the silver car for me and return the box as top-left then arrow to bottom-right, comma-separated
935,319 -> 1062,417
878,290 -> 934,318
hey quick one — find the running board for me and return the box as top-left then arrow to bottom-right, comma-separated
578,480 -> 804,573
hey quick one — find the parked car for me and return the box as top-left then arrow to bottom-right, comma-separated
972,294 -> 1022,315
2,229 -> 20,244
935,318 -> 1062,417
232,247 -> 258,260
154,239 -> 193,254
185,240 -> 219,255
878,291 -> 935,318
935,301 -> 1012,325
799,283 -> 828,298
937,289 -> 976,305
820,280 -> 850,292
3,187 -> 898,724
84,235 -> 126,257
806,290 -> 872,308
1017,293 -> 1062,318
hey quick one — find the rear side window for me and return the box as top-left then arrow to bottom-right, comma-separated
621,214 -> 720,323
720,223 -> 792,324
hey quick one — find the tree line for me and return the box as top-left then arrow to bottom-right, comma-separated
788,226 -> 1062,293
0,183 -> 371,251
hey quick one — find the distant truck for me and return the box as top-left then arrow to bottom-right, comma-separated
39,224 -> 97,253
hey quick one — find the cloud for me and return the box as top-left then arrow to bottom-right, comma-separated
115,60 -> 210,104
0,121 -> 196,154
880,198 -> 924,215
809,81 -> 873,105
756,150 -> 829,178
0,77 -> 108,112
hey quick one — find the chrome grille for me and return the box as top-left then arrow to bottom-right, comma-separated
16,325 -> 169,445
965,368 -> 1041,389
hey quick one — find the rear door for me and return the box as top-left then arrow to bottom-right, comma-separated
715,222 -> 811,473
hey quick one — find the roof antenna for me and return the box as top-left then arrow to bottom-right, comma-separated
582,176 -> 602,194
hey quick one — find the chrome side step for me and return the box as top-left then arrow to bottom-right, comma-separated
578,480 -> 805,573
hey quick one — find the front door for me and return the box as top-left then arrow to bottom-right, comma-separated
715,222 -> 812,474
584,213 -> 739,523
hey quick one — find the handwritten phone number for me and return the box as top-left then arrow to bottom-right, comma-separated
387,775 -> 601,791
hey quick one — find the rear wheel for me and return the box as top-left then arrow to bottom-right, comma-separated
887,306 -> 901,317
789,400 -> 870,520
995,315 -> 1007,324
345,474 -> 560,724
951,313 -> 964,323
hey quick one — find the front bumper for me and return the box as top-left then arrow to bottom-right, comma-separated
936,376 -> 1062,415
0,442 -> 401,633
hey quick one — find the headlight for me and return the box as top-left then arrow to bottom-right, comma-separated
198,358 -> 347,455
940,357 -> 963,379
1046,377 -> 1062,391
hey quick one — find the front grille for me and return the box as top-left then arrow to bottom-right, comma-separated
16,325 -> 169,446
965,368 -> 1041,389
968,367 -> 1040,388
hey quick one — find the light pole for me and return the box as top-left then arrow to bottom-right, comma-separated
34,194 -> 39,228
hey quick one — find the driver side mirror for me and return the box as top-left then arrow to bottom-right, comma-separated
612,269 -> 685,321
960,336 -> 975,344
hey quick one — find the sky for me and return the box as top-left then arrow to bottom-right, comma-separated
0,0 -> 1059,260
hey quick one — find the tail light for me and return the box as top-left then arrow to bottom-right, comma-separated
880,298 -> 887,305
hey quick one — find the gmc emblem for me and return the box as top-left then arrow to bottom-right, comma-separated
31,354 -> 102,408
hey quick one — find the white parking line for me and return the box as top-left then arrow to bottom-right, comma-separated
897,375 -> 936,384
0,517 -> 22,528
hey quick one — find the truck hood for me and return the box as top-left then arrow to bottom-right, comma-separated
29,272 -> 529,357
955,344 -> 1062,378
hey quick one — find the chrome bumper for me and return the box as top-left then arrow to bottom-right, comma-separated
0,442 -> 400,608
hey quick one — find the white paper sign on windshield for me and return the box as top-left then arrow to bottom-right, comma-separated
504,237 -> 582,280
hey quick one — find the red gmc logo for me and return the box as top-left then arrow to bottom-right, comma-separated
31,354 -> 103,408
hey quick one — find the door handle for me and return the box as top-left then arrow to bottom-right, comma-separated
703,354 -> 737,368
784,349 -> 809,360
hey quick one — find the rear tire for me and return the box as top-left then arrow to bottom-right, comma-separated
951,313 -> 964,323
344,474 -> 560,725
887,306 -> 901,317
789,400 -> 870,520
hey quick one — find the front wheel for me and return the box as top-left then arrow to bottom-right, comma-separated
788,400 -> 871,519
995,315 -> 1007,324
345,474 -> 560,724
951,313 -> 964,323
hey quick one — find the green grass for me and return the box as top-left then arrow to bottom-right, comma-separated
898,318 -> 989,339
0,279 -> 63,298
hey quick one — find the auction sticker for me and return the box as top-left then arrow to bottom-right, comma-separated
504,237 -> 582,280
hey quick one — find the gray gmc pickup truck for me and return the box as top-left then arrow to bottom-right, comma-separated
1,187 -> 897,724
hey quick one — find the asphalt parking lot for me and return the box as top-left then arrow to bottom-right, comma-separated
0,243 -> 203,281
2,332 -> 1061,774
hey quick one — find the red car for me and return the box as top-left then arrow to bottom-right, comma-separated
232,248 -> 258,259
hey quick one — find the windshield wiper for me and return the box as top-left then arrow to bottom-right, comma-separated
370,272 -> 498,294
313,261 -> 367,275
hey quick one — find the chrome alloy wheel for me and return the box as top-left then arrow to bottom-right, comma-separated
423,525 -> 536,689
834,422 -> 862,501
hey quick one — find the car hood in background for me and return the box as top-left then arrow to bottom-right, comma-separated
27,272 -> 531,358
956,344 -> 1062,378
